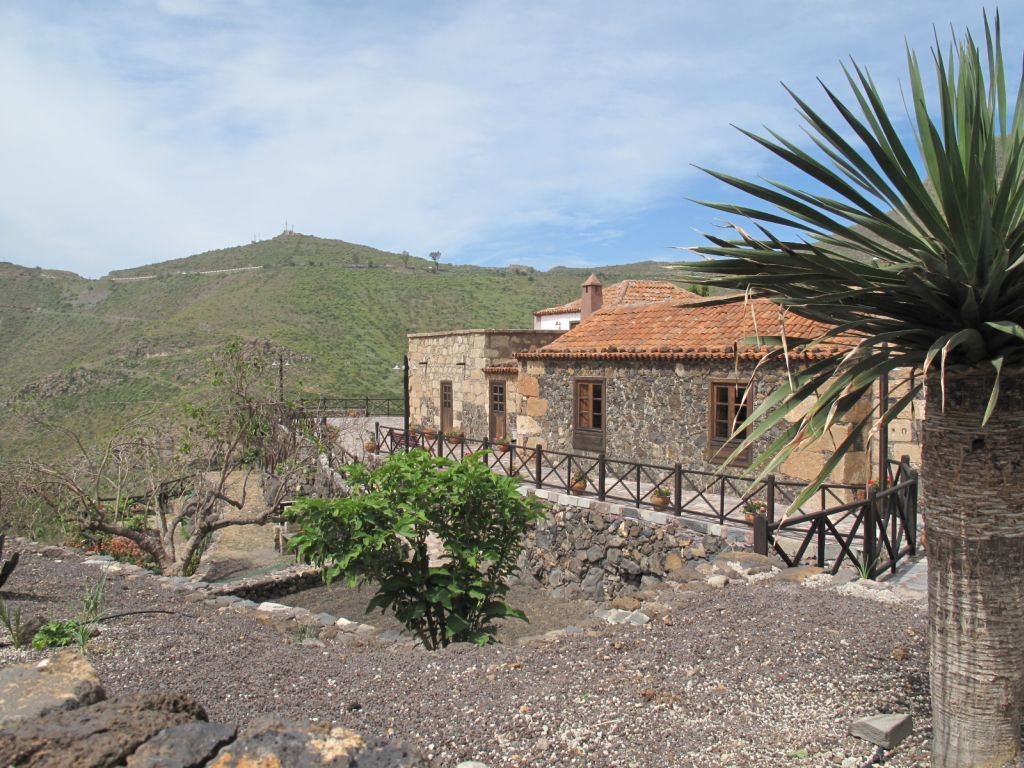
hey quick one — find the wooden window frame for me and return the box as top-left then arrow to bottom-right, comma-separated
706,380 -> 752,466
573,378 -> 605,452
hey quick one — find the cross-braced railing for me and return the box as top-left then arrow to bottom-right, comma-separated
369,424 -> 919,578
763,456 -> 918,578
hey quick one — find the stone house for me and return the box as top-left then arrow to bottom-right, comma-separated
516,296 -> 883,483
406,277 -> 702,443
407,276 -> 923,486
406,329 -> 562,441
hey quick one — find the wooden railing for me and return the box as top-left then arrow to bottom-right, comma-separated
761,456 -> 918,578
295,396 -> 404,417
372,425 -> 919,578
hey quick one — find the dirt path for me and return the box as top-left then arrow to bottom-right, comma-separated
200,471 -> 292,583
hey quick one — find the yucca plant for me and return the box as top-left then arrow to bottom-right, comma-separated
682,13 -> 1024,768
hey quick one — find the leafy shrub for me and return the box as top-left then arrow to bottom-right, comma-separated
120,512 -> 149,532
287,449 -> 544,649
32,619 -> 88,650
85,536 -> 155,569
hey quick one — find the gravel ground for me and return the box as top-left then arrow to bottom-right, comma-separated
278,583 -> 600,644
1,541 -> 932,768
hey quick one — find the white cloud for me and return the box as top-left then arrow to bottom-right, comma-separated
0,1 -> 1008,275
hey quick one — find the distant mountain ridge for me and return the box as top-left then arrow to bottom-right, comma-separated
0,233 -> 685,460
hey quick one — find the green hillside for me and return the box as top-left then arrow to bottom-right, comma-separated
0,233 -> 683,460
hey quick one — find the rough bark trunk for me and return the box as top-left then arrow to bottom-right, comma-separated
924,369 -> 1024,767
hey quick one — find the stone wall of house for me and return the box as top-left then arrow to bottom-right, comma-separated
868,367 -> 925,472
407,330 -> 561,440
516,357 -> 873,486
516,489 -> 748,599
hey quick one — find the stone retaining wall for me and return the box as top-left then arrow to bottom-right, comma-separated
205,564 -> 324,602
48,548 -> 396,649
516,487 -> 751,599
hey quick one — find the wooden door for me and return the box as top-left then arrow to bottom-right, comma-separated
440,381 -> 453,434
489,381 -> 507,441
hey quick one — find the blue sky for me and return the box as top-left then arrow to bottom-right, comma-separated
0,1 -> 1011,278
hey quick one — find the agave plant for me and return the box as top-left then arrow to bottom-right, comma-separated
683,14 -> 1024,768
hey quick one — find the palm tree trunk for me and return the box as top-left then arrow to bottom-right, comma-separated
924,368 -> 1024,768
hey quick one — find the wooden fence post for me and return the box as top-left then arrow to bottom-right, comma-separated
864,486 -> 879,579
766,474 -> 776,525
754,513 -> 768,555
374,421 -> 379,451
909,468 -> 919,556
673,464 -> 682,516
719,479 -> 726,524
816,518 -> 826,568
535,446 -> 543,489
598,454 -> 606,501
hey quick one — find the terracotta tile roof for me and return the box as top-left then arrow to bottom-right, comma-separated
533,280 -> 701,317
519,298 -> 851,361
481,365 -> 518,375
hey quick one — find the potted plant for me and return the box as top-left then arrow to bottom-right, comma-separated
493,437 -> 510,454
570,469 -> 589,495
363,437 -> 377,453
421,425 -> 437,440
742,499 -> 767,525
445,429 -> 464,446
854,478 -> 876,502
651,486 -> 671,509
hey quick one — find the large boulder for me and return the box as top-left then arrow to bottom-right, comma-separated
207,717 -> 429,767
0,692 -> 206,768
0,653 -> 430,767
127,722 -> 237,767
0,651 -> 105,728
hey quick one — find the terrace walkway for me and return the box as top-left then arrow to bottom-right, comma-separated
882,554 -> 929,603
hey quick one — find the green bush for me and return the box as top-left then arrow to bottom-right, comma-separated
32,619 -> 88,650
287,449 -> 544,649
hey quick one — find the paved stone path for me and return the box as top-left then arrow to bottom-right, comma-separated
882,554 -> 928,603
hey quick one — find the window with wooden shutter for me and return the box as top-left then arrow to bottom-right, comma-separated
573,379 -> 605,451
707,381 -> 751,465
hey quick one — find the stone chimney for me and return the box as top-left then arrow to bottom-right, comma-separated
580,274 -> 603,321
